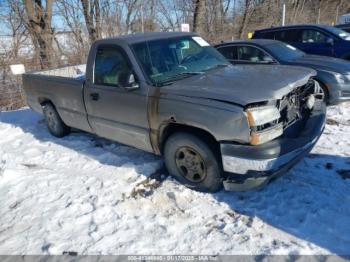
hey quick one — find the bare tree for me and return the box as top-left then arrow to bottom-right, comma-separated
100,0 -> 123,37
193,0 -> 206,35
23,0 -> 54,68
80,0 -> 101,43
237,0 -> 251,38
124,0 -> 139,33
1,0 -> 28,60
56,0 -> 88,62
156,0 -> 193,31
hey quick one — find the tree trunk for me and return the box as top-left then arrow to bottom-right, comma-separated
81,0 -> 101,43
23,0 -> 54,68
237,0 -> 250,39
192,0 -> 206,35
125,0 -> 138,34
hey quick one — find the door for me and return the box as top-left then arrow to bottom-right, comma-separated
84,45 -> 153,152
297,29 -> 334,56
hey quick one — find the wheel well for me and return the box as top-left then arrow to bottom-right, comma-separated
38,97 -> 53,106
38,98 -> 70,129
160,123 -> 220,157
313,78 -> 329,102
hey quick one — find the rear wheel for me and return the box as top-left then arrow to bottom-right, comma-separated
42,103 -> 70,137
164,132 -> 223,192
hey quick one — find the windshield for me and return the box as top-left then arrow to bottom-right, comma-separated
325,26 -> 350,40
264,42 -> 305,61
132,36 -> 230,85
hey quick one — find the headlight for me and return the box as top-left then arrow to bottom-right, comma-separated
245,105 -> 282,145
246,105 -> 280,126
250,124 -> 283,145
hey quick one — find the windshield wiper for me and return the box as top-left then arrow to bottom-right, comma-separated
159,71 -> 204,85
205,64 -> 229,71
174,71 -> 204,76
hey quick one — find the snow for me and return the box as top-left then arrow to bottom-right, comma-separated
0,104 -> 350,255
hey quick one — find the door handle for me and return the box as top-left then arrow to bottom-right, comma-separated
90,93 -> 99,101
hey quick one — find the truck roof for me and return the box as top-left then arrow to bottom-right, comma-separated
95,32 -> 197,45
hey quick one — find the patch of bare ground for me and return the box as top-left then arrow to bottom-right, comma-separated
130,167 -> 168,198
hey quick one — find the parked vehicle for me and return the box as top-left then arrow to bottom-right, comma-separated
23,32 -> 326,192
336,24 -> 350,33
253,24 -> 350,60
216,39 -> 350,105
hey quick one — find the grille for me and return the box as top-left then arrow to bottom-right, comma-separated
278,80 -> 315,128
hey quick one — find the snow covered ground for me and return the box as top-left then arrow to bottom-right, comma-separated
0,104 -> 349,256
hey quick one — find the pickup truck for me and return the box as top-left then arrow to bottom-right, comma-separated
23,32 -> 326,192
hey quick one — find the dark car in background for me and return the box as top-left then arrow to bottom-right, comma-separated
216,39 -> 350,105
253,24 -> 350,60
336,24 -> 350,33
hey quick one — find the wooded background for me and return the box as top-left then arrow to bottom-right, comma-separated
0,0 -> 350,110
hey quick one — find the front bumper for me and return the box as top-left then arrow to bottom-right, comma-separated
221,102 -> 326,191
327,82 -> 350,105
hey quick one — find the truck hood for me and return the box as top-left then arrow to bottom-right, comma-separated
287,54 -> 350,74
160,65 -> 316,106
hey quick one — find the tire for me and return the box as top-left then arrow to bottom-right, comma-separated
164,132 -> 223,193
42,103 -> 70,137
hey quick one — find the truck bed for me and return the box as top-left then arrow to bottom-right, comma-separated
31,64 -> 86,80
22,64 -> 91,132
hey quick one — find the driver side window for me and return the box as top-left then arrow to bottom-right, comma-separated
237,46 -> 272,63
94,47 -> 132,87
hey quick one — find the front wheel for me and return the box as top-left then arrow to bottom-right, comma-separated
164,133 -> 223,192
42,103 -> 70,137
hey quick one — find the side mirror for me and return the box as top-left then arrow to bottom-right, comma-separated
124,73 -> 139,90
326,37 -> 334,46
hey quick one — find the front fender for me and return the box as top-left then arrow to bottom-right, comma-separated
157,96 -> 250,144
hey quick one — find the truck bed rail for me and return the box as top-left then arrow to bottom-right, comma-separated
31,64 -> 86,80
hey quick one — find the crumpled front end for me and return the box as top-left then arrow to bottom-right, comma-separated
221,79 -> 326,191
